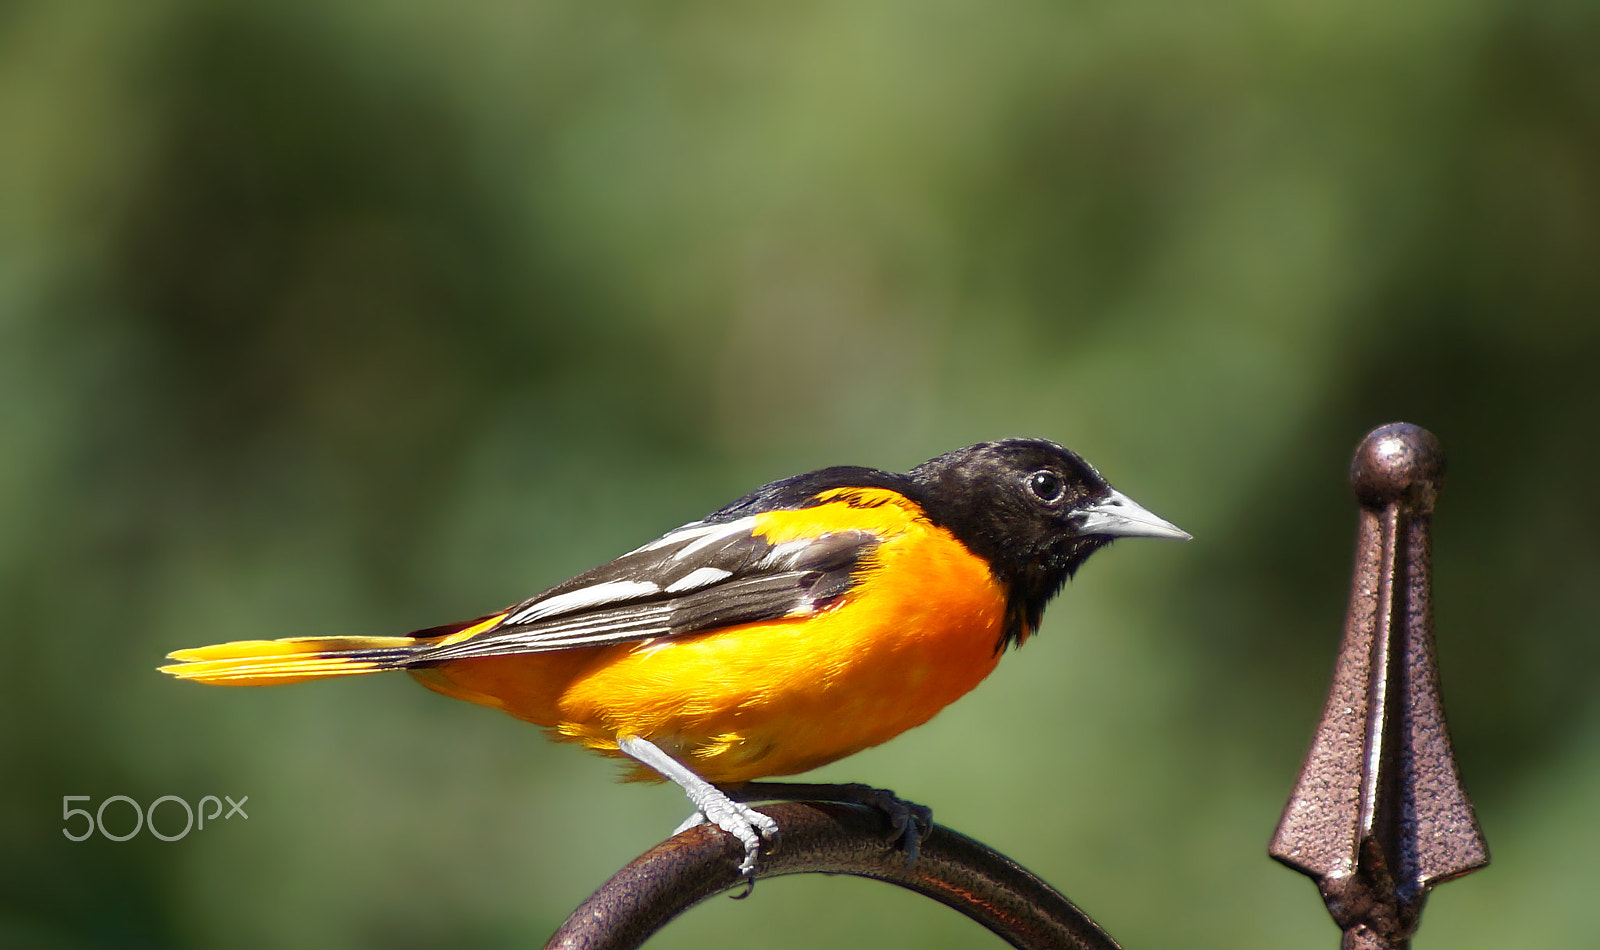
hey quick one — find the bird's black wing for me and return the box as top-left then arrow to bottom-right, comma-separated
413,515 -> 879,662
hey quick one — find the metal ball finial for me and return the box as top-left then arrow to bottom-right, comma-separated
1350,422 -> 1445,511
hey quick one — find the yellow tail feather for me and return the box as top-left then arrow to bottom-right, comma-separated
159,636 -> 426,687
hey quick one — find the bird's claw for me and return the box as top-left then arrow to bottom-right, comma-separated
675,799 -> 780,885
673,810 -> 707,836
838,783 -> 933,864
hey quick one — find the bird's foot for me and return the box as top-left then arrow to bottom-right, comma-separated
825,782 -> 932,864
673,794 -> 781,883
616,736 -> 779,892
731,781 -> 933,866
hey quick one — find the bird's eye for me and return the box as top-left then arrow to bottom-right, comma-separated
1026,470 -> 1065,503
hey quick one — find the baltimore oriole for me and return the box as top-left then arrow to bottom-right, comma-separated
162,438 -> 1187,878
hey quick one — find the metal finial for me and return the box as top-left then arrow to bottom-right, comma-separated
1270,422 -> 1488,950
1349,423 -> 1445,512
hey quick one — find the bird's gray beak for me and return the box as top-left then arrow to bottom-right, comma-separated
1075,488 -> 1191,541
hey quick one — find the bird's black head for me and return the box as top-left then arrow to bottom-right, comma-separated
908,438 -> 1187,650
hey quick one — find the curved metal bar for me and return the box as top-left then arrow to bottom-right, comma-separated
544,801 -> 1122,950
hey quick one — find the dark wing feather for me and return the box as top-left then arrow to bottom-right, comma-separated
412,517 -> 878,663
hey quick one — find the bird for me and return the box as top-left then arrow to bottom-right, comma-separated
161,438 -> 1188,881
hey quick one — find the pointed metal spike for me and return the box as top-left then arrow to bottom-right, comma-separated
1269,423 -> 1488,949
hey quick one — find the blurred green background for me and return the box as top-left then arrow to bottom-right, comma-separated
3,1 -> 1596,947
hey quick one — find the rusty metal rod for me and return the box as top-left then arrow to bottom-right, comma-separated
544,801 -> 1122,950
1270,422 -> 1489,950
